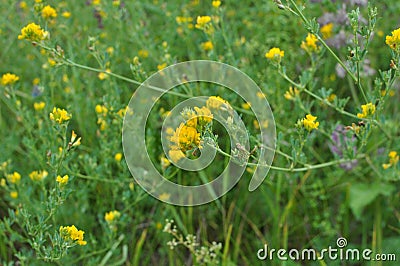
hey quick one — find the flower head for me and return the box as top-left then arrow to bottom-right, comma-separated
320,23 -> 334,39
196,16 -> 211,28
29,170 -> 48,181
301,114 -> 319,132
265,47 -> 284,62
386,28 -> 400,51
194,106 -> 213,126
1,73 -> 20,86
212,1 -> 221,8
301,33 -> 319,52
50,107 -> 71,124
6,172 -> 21,184
42,5 -> 57,19
114,153 -> 122,162
105,210 -> 121,223
201,40 -> 213,51
357,103 -> 375,119
382,151 -> 399,170
206,96 -> 227,110
170,123 -> 200,151
168,149 -> 186,163
18,23 -> 46,42
56,175 -> 69,186
59,225 -> 87,246
34,101 -> 46,111
284,86 -> 299,100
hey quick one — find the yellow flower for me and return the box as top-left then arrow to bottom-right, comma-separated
112,0 -> 120,6
6,172 -> 21,184
201,41 -> 214,51
206,96 -> 227,110
33,77 -> 40,85
29,170 -> 48,181
19,1 -> 27,9
326,94 -> 336,102
95,104 -> 108,115
181,108 -> 198,128
357,103 -> 375,119
42,5 -> 57,19
257,91 -> 266,99
157,63 -> 167,70
98,69 -> 111,80
158,192 -> 170,201
62,11 -> 71,18
18,22 -> 46,42
241,102 -> 251,110
0,178 -> 6,187
301,114 -> 319,132
170,123 -> 200,151
59,225 -> 87,246
284,86 -> 299,100
265,47 -> 284,62
168,149 -> 186,163
320,23 -> 333,39
50,107 -> 71,124
115,153 -> 123,162
385,28 -> 400,51
301,33 -> 319,52
382,151 -> 399,170
194,106 -> 213,126
56,175 -> 69,185
10,191 -> 18,199
138,49 -> 149,58
92,0 -> 101,5
105,210 -> 121,222
195,16 -> 212,28
161,156 -> 171,169
33,101 -> 46,111
1,73 -> 19,86
212,1 -> 221,8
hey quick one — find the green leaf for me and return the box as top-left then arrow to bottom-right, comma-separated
349,182 -> 395,219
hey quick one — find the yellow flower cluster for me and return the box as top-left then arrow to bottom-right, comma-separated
105,210 -> 121,222
206,96 -> 228,110
195,16 -> 211,28
284,86 -> 300,100
6,172 -> 21,184
382,151 -> 399,170
168,104 -> 214,163
301,114 -> 319,132
320,23 -> 334,39
301,33 -> 319,52
195,16 -> 213,34
56,175 -> 69,185
18,23 -> 46,42
95,104 -> 108,131
42,5 -> 57,19
357,103 -> 375,119
34,101 -> 46,111
50,107 -> 71,124
59,225 -> 87,246
201,40 -> 213,51
29,170 -> 48,181
265,47 -> 284,62
1,73 -> 20,86
385,27 -> 400,51
115,153 -> 123,162
212,1 -> 221,8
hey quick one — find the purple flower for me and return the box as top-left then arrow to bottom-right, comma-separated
329,125 -> 358,170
